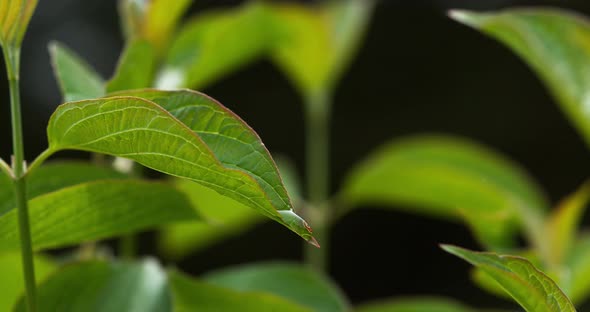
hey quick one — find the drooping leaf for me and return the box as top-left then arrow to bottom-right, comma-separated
0,0 -> 38,47
204,262 -> 349,312
0,180 -> 198,252
15,259 -> 171,312
169,270 -> 308,312
0,162 -> 128,216
449,8 -> 590,148
159,178 -> 262,260
46,90 -> 315,243
270,0 -> 374,97
0,252 -> 55,312
442,245 -> 576,312
341,135 -> 549,251
545,182 -> 590,265
107,40 -> 157,93
355,297 -> 476,312
49,41 -> 105,102
157,2 -> 275,90
119,0 -> 192,51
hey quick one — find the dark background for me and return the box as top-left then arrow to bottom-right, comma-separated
2,0 -> 590,310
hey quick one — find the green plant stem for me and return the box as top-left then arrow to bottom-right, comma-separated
4,46 -> 37,312
120,234 -> 137,259
303,91 -> 331,272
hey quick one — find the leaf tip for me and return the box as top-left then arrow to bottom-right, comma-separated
447,9 -> 481,27
308,236 -> 321,248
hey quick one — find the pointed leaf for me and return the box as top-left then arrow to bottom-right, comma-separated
157,2 -> 275,90
159,178 -> 262,259
49,41 -> 105,102
0,252 -> 55,312
449,8 -> 590,147
270,0 -> 374,97
204,262 -> 349,312
341,135 -> 549,250
545,182 -> 590,265
107,40 -> 157,93
170,270 -> 308,312
46,90 -> 315,243
0,0 -> 37,47
119,0 -> 192,51
15,259 -> 171,312
0,180 -> 198,252
355,297 -> 477,312
442,245 -> 576,312
0,162 -> 128,216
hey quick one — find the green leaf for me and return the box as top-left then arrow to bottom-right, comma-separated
449,8 -> 590,148
119,0 -> 192,51
157,2 -> 276,90
561,233 -> 590,304
545,182 -> 590,265
49,41 -> 105,102
0,180 -> 198,252
341,135 -> 549,250
0,0 -> 38,47
107,40 -> 157,93
355,297 -> 476,312
46,89 -> 315,243
170,270 -> 308,312
15,259 -> 171,312
270,0 -> 374,97
442,245 -> 576,312
204,262 -> 349,312
0,162 -> 128,216
159,178 -> 262,259
0,252 -> 55,312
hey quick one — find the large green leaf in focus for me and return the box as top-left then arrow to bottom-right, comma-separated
46,90 -> 315,244
355,297 -> 476,312
159,179 -> 262,260
157,2 -> 275,90
49,41 -> 105,102
0,252 -> 55,312
270,0 -> 374,97
0,162 -> 128,216
15,259 -> 171,312
442,245 -> 576,312
170,270 -> 308,312
107,40 -> 157,92
0,180 -> 198,251
204,262 -> 349,312
449,8 -> 590,148
0,0 -> 37,47
341,135 -> 549,251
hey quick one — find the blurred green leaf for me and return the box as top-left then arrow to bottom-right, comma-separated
0,180 -> 198,252
204,262 -> 349,312
442,245 -> 576,312
119,0 -> 192,51
170,270 -> 309,312
545,182 -> 590,266
562,233 -> 590,304
157,2 -> 275,90
449,8 -> 590,148
0,162 -> 128,216
49,42 -> 105,102
0,0 -> 37,47
107,40 -> 157,92
46,90 -> 314,243
341,135 -> 549,250
0,252 -> 55,312
270,0 -> 374,97
355,297 -> 476,312
159,178 -> 262,260
16,259 -> 171,312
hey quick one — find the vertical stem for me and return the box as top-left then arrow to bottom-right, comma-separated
303,90 -> 331,272
4,46 -> 37,312
119,234 -> 137,259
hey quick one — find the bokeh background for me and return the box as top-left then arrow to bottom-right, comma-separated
1,0 -> 590,310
